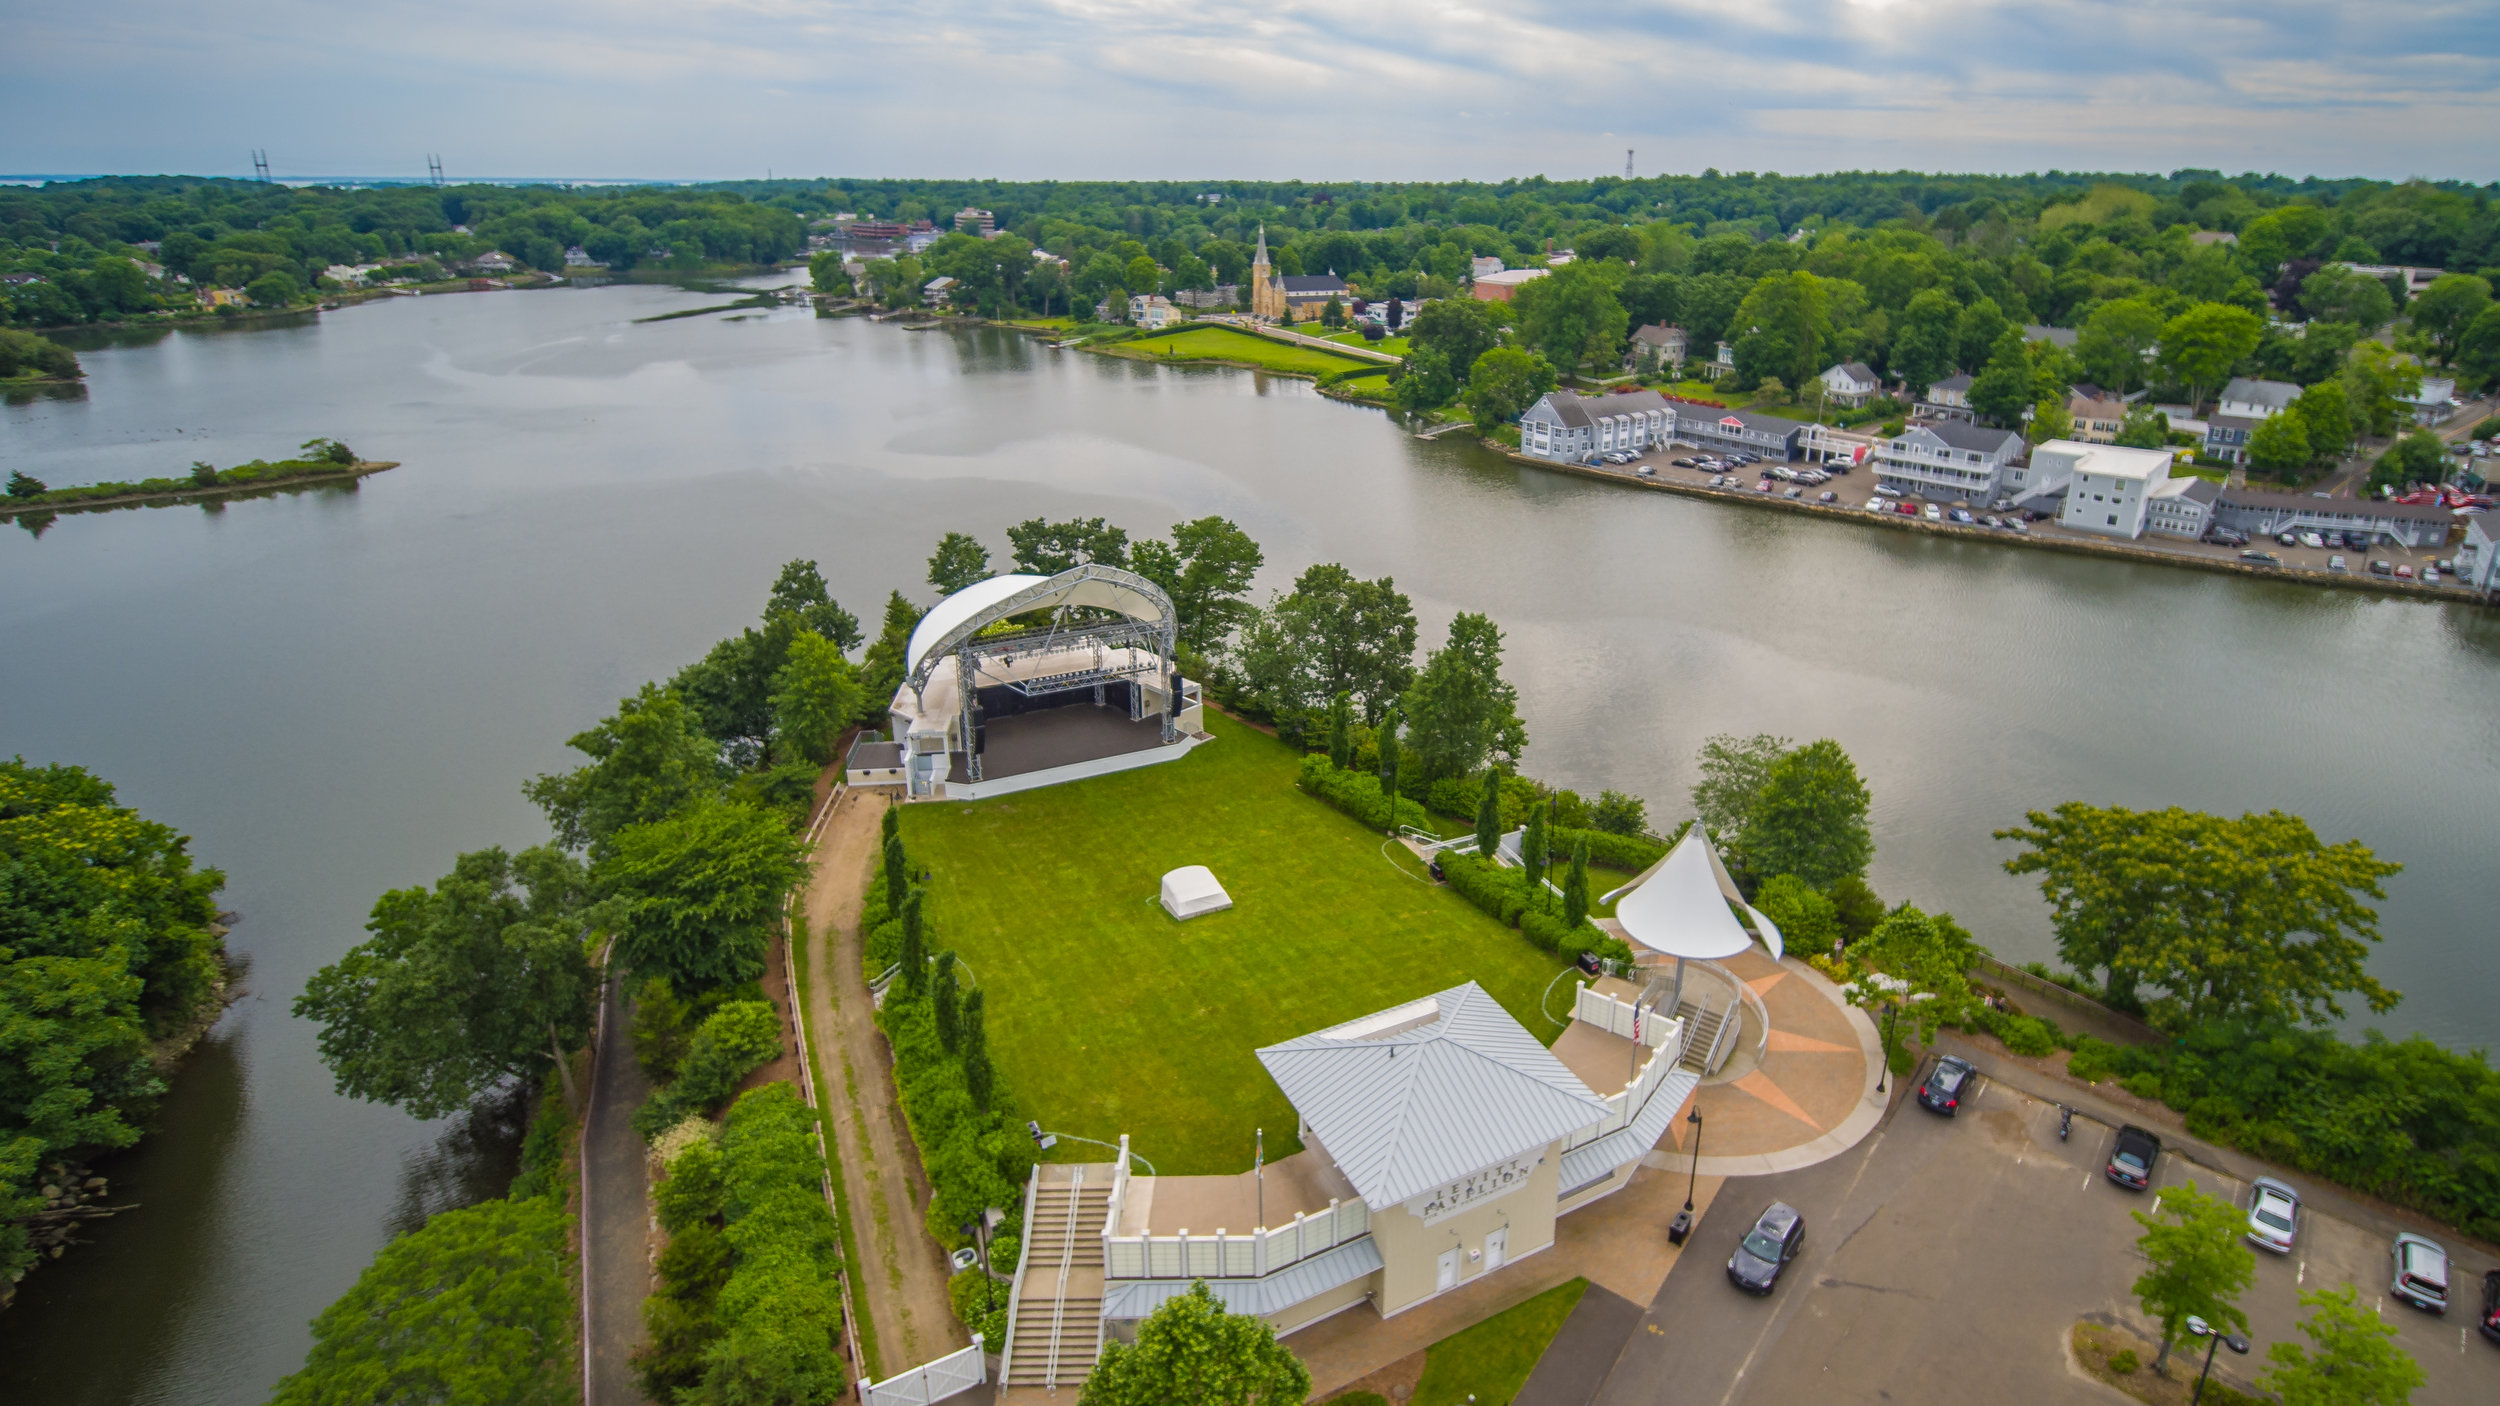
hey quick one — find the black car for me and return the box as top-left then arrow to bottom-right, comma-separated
2107,1124 -> 2161,1191
1917,1055 -> 1975,1115
1726,1202 -> 1805,1295
2481,1269 -> 2500,1346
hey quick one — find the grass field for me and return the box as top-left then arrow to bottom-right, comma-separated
898,710 -> 1573,1175
1111,325 -> 1379,379
1412,1277 -> 1588,1406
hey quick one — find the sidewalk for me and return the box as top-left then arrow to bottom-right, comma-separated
1644,952 -> 1888,1179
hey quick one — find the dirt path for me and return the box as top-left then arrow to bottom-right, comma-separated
798,788 -> 967,1377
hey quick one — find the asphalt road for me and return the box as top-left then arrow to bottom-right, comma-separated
583,973 -> 655,1406
1585,1071 -> 2497,1406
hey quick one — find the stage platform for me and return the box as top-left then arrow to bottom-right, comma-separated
941,702 -> 1208,801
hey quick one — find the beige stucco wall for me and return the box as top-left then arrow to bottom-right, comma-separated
1555,1158 -> 1635,1217
1371,1139 -> 1562,1317
1268,1273 -> 1375,1337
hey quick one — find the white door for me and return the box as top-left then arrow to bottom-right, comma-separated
1436,1248 -> 1459,1293
1485,1228 -> 1508,1273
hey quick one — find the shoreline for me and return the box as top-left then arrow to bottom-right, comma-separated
0,460 -> 400,520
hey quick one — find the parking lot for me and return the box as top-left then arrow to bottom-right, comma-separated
1569,442 -> 2464,590
1588,1068 -> 2495,1406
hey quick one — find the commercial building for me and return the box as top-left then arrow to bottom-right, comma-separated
953,207 -> 997,237
1519,390 -> 1677,463
1469,267 -> 1548,303
2036,440 -> 2176,538
2145,477 -> 2222,539
2458,515 -> 2500,594
2210,489 -> 2456,550
1677,407 -> 1803,460
1869,421 -> 2025,503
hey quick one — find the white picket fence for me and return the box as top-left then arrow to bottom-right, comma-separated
859,1336 -> 986,1406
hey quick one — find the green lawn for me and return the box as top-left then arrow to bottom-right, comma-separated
1412,1277 -> 1588,1406
898,711 -> 1572,1175
1112,326 -> 1379,380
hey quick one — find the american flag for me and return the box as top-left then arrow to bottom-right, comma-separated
1631,999 -> 1644,1045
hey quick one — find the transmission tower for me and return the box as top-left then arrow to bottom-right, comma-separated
427,155 -> 445,187
1626,149 -> 1634,179
251,149 -> 271,183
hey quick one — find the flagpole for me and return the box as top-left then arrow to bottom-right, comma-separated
1255,1128 -> 1264,1229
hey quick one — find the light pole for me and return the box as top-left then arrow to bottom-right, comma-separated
1875,1002 -> 1900,1094
2181,1315 -> 2249,1405
960,1216 -> 995,1315
1683,1108 -> 1703,1211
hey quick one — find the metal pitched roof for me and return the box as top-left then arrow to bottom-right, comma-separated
1100,1235 -> 1384,1321
1256,983 -> 1608,1213
1558,1066 -> 1701,1193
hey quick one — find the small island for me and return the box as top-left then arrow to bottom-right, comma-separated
1,438 -> 398,521
0,327 -> 82,385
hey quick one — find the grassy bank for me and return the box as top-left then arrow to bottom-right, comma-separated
1101,324 -> 1381,380
0,458 -> 398,520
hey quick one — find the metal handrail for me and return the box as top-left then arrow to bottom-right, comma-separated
1043,1167 -> 1084,1387
995,1169 -> 1039,1384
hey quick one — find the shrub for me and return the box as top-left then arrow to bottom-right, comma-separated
656,1137 -> 728,1234
633,977 -> 697,1080
1551,825 -> 1664,873
702,1085 -> 847,1404
508,1071 -> 573,1202
1295,753 -> 1430,833
1439,850 -> 1528,926
2001,1015 -> 2058,1058
877,971 -> 1035,1245
634,1000 -> 783,1139
949,1263 -> 1009,1347
1425,774 -> 1479,819
2066,1037 -> 2119,1085
2107,1349 -> 2138,1375
2120,1071 -> 2164,1102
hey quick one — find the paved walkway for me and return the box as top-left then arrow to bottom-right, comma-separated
1511,1284 -> 1644,1406
582,971 -> 654,1406
1645,951 -> 1887,1179
796,788 -> 967,1377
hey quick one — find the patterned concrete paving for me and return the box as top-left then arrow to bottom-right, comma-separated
1649,949 -> 1887,1178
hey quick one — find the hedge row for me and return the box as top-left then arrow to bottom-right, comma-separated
1551,826 -> 1665,874
1437,851 -> 1632,969
1296,754 -> 1430,833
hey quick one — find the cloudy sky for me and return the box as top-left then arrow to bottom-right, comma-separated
9,0 -> 2495,183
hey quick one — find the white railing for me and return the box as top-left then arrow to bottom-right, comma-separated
995,1171 -> 1039,1386
1103,1197 -> 1370,1280
858,1336 -> 986,1406
1565,986 -> 1688,1149
1574,983 -> 1678,1047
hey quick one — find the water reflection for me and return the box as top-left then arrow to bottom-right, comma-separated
383,1086 -> 528,1240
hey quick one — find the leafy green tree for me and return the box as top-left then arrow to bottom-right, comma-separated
1953,296 -> 2010,374
2407,273 -> 2490,365
2027,394 -> 2072,445
1129,516 -> 1265,651
770,631 -> 862,767
5,470 -> 46,498
1008,516 -> 1130,574
1125,255 -> 1161,298
631,999 -> 781,1137
2290,380 -> 2352,461
1591,789 -> 1648,837
1520,801 -> 1550,898
1575,225 -> 1641,264
1391,346 -> 1458,413
1738,739 -> 1872,890
1843,903 -> 1980,1049
1462,346 -> 1556,430
524,684 -> 722,855
268,1195 -> 574,1406
855,590 -> 924,724
2260,1283 -> 2425,1406
246,270 -> 300,307
1827,873 -> 1887,943
1232,563 -> 1417,727
2131,1180 -> 2255,1373
1690,732 -> 1793,840
2368,430 -> 2449,493
2299,266 -> 2395,332
1326,692 -> 1354,770
2457,303 -> 2500,385
2341,341 -> 2421,438
1404,298 -> 1504,383
0,944 -> 153,1283
808,250 -> 852,296
1474,769 -> 1504,859
1512,260 -> 1629,372
1753,874 -> 1840,955
1888,289 -> 1961,395
2160,302 -> 2265,414
1968,328 -> 2035,426
2237,204 -> 2332,274
1079,1279 -> 1310,1406
1997,803 -> 2401,1029
960,987 -> 995,1110
897,887 -> 927,996
601,799 -> 807,997
932,950 -> 961,1050
2247,408 -> 2313,477
295,846 -> 607,1120
2115,405 -> 2172,449
1561,838 -> 1591,932
1400,612 -> 1527,784
1318,296 -> 1346,330
766,558 -> 863,651
927,531 -> 992,597
1731,270 -> 1832,388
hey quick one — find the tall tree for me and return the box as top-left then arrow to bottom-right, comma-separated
1462,347 -> 1557,430
1738,739 -> 1873,890
2076,298 -> 2166,394
268,1195 -> 574,1406
1690,733 -> 1793,841
1401,612 -> 1527,785
296,846 -> 609,1119
2246,409 -> 2313,478
1007,517 -> 1131,574
1376,708 -> 1403,820
2159,302 -> 2265,415
927,532 -> 993,597
1403,298 -> 1503,384
770,631 -> 863,768
1732,270 -> 1833,388
960,988 -> 994,1110
600,798 -> 807,997
1475,769 -> 1504,861
2407,273 -> 2490,365
1842,904 -> 1979,1049
2132,1180 -> 2255,1373
1997,803 -> 2400,1029
1562,838 -> 1591,933
2260,1284 -> 2425,1406
855,590 -> 925,725
523,684 -> 721,855
1232,564 -> 1418,727
1079,1279 -> 1311,1406
766,558 -> 863,651
932,950 -> 961,1051
1129,516 -> 1265,651
1967,327 -> 2034,426
1888,289 -> 1961,395
2289,380 -> 2352,461
897,888 -> 927,996
1952,296 -> 2010,374
1521,801 -> 1550,898
1511,260 -> 1629,372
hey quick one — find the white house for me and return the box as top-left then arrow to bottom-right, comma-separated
1869,421 -> 2025,503
2402,375 -> 2458,426
2145,476 -> 2222,540
1625,323 -> 1688,373
1519,390 -> 1677,463
1127,293 -> 1183,329
922,275 -> 958,307
1818,362 -> 1881,408
2039,440 -> 2176,538
2458,515 -> 2500,595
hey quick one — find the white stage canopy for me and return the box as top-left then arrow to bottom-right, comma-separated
1160,865 -> 1233,920
904,566 -> 1179,685
1607,829 -> 1783,963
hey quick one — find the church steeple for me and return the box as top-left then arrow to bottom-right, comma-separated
1252,224 -> 1270,275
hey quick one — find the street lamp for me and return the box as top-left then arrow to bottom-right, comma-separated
1683,1108 -> 1704,1211
960,1216 -> 995,1314
1875,1002 -> 1900,1094
2181,1315 -> 2249,1405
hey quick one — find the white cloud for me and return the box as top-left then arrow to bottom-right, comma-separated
2,0 -> 2493,180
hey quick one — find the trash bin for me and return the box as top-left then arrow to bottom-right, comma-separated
1668,1210 -> 1692,1245
1576,950 -> 1601,976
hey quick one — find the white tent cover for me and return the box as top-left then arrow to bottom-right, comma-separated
1160,865 -> 1233,920
904,567 -> 1177,680
1612,829 -> 1759,960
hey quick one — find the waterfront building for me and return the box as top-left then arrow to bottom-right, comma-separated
2037,440 -> 2175,538
1869,421 -> 2024,503
2067,387 -> 2129,444
1127,293 -> 1183,329
2458,516 -> 2500,595
1681,407 -> 1806,460
1249,226 -> 1349,322
2210,488 -> 2455,550
2145,477 -> 2222,539
1518,390 -> 1677,463
2206,378 -> 2300,465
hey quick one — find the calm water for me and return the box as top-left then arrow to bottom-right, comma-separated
4,283 -> 2498,1403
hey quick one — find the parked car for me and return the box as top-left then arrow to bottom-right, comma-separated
2426,567 -> 2442,583
1895,501 -> 1919,516
1783,486 -> 1803,498
2391,1232 -> 2450,1313
1636,465 -> 1656,477
2277,531 -> 2299,547
1865,497 -> 1887,511
1671,457 -> 1697,468
1981,515 -> 2001,528
2329,555 -> 2348,572
1948,508 -> 1976,524
2106,1124 -> 2160,1190
2204,527 -> 2248,547
2240,549 -> 2280,566
1755,479 -> 1775,493
1923,504 -> 1942,521
1818,490 -> 1837,503
2397,564 -> 2416,579
2370,559 -> 2394,576
2244,1177 -> 2300,1254
1726,1202 -> 1805,1295
1917,1055 -> 1975,1116
2299,531 -> 2326,549
2436,557 -> 2455,574
2007,519 -> 2028,532
2480,1268 -> 2500,1346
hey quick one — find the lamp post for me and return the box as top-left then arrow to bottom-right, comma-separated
2181,1315 -> 2249,1405
1875,1002 -> 1900,1095
960,1216 -> 995,1314
1683,1108 -> 1703,1211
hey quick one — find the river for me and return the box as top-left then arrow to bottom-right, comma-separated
3,281 -> 2496,1404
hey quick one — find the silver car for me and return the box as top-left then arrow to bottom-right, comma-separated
2244,1177 -> 2299,1253
2391,1232 -> 2449,1313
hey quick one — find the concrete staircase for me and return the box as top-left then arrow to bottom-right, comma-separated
1001,1169 -> 1111,1392
1676,997 -> 1728,1075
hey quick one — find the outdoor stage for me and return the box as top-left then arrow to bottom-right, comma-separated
941,703 -> 1206,800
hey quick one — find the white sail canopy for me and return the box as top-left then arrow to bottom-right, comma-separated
1612,828 -> 1759,961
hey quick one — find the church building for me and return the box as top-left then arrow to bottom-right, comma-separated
1249,225 -> 1350,322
